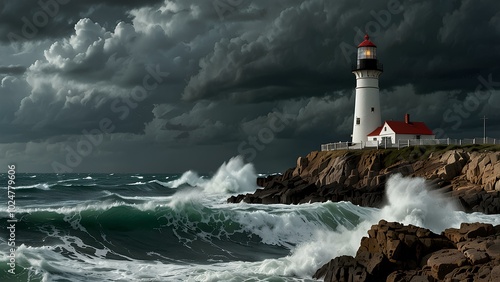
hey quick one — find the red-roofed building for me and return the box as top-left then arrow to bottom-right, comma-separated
367,114 -> 435,144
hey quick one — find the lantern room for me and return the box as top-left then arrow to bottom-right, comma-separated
357,34 -> 377,58
354,34 -> 382,71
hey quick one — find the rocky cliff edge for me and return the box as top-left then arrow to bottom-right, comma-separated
228,145 -> 500,214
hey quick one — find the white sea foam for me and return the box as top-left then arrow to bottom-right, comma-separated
203,156 -> 257,194
148,179 -> 172,187
57,178 -> 81,183
232,202 -> 363,249
167,156 -> 257,194
14,183 -> 53,190
379,174 -> 464,232
167,188 -> 204,210
126,181 -> 146,186
167,170 -> 206,188
14,244 -> 158,281
12,201 -> 128,215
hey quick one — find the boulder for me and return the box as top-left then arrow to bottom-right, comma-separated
491,265 -> 500,281
386,239 -> 405,261
495,180 -> 500,192
463,249 -> 490,265
294,156 -> 309,176
495,163 -> 500,177
386,270 -> 433,282
457,237 -> 492,252
439,162 -> 462,181
443,223 -> 495,243
313,255 -> 369,282
444,265 -> 475,281
280,182 -> 317,204
486,240 -> 500,260
426,249 -> 468,280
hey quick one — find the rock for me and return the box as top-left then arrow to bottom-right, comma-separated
345,174 -> 359,187
370,175 -> 386,187
313,255 -> 369,282
314,221 -> 500,282
443,223 -> 495,243
439,162 -> 462,181
294,156 -> 309,176
463,249 -> 490,265
226,194 -> 244,203
256,174 -> 281,187
363,252 -> 387,275
386,239 -> 405,261
386,269 -> 435,282
444,265 -> 475,281
279,182 -> 317,204
465,154 -> 483,183
456,237 -> 492,252
495,163 -> 500,177
426,249 -> 468,280
474,262 -> 497,281
359,237 -> 380,254
480,155 -> 491,167
486,240 -> 500,260
491,265 -> 500,281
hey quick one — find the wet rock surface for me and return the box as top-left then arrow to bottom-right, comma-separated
313,221 -> 500,282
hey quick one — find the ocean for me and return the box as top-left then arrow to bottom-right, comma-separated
1,156 -> 500,282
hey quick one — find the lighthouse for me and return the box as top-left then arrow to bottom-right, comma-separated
351,34 -> 383,145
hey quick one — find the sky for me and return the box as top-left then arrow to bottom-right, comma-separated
0,0 -> 499,173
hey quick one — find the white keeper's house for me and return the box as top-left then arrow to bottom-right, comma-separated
367,114 -> 435,145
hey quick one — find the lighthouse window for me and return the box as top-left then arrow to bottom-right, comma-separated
358,47 -> 376,59
371,107 -> 374,112
356,118 -> 360,125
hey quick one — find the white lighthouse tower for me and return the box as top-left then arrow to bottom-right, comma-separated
352,34 -> 383,145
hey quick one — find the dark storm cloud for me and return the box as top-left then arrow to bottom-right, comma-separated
0,65 -> 26,74
183,0 -> 500,102
0,0 -> 164,44
0,0 -> 499,173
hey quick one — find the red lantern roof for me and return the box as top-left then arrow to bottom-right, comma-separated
358,34 -> 376,48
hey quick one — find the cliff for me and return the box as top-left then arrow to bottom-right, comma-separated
228,145 -> 500,214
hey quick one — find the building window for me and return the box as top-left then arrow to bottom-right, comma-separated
371,107 -> 374,112
384,127 -> 387,131
416,135 -> 421,140
373,138 -> 377,141
356,118 -> 360,125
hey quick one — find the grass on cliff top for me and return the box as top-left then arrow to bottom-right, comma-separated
380,144 -> 500,168
316,144 -> 500,169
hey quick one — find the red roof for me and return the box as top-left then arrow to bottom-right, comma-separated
358,34 -> 376,48
367,121 -> 434,136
